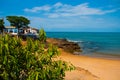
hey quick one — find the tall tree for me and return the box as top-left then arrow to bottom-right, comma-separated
6,16 -> 30,28
0,18 -> 5,33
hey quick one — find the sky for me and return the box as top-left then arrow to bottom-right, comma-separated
0,0 -> 120,32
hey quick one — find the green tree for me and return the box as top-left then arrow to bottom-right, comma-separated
6,16 -> 30,29
19,16 -> 30,27
39,28 -> 47,43
0,18 -> 5,33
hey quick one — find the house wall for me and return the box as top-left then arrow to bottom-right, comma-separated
24,28 -> 31,34
18,27 -> 38,35
4,28 -> 18,35
31,30 -> 37,34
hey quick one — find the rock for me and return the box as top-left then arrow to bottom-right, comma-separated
47,38 -> 82,53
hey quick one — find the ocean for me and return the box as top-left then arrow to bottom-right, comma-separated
47,32 -> 120,57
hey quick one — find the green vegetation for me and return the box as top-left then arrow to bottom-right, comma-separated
39,28 -> 47,43
6,16 -> 30,28
0,35 -> 74,80
0,18 -> 5,33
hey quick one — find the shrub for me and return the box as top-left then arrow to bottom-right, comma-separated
39,28 -> 47,43
0,35 -> 74,80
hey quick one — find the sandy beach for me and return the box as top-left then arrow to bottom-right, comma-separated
58,49 -> 120,80
46,38 -> 120,80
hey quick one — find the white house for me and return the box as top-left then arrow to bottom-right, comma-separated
3,26 -> 38,36
4,26 -> 18,36
19,26 -> 39,35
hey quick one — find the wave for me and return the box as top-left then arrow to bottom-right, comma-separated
67,39 -> 84,43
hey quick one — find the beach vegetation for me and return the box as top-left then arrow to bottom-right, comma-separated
0,35 -> 74,80
39,28 -> 47,43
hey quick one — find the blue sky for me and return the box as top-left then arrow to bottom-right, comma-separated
0,0 -> 120,32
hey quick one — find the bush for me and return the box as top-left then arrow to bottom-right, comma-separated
0,35 -> 74,80
39,28 -> 47,43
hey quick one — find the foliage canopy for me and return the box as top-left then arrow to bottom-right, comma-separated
6,16 -> 30,28
0,35 -> 74,80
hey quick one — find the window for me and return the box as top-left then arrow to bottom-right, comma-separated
14,29 -> 18,33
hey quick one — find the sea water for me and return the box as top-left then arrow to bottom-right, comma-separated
47,32 -> 120,56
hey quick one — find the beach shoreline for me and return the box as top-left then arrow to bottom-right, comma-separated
47,38 -> 120,60
47,38 -> 120,80
47,32 -> 120,57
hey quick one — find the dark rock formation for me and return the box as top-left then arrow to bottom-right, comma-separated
47,38 -> 82,53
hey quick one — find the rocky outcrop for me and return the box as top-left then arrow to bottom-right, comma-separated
47,38 -> 82,53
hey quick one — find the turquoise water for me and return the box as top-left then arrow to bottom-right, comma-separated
47,32 -> 120,56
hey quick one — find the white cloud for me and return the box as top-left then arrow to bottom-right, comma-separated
24,5 -> 51,12
24,2 -> 118,18
53,2 -> 63,8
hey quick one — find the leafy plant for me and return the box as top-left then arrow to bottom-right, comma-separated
39,28 -> 47,43
0,35 -> 74,80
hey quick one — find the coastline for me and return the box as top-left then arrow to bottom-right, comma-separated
47,38 -> 120,80
47,32 -> 120,59
59,49 -> 120,80
47,38 -> 120,60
